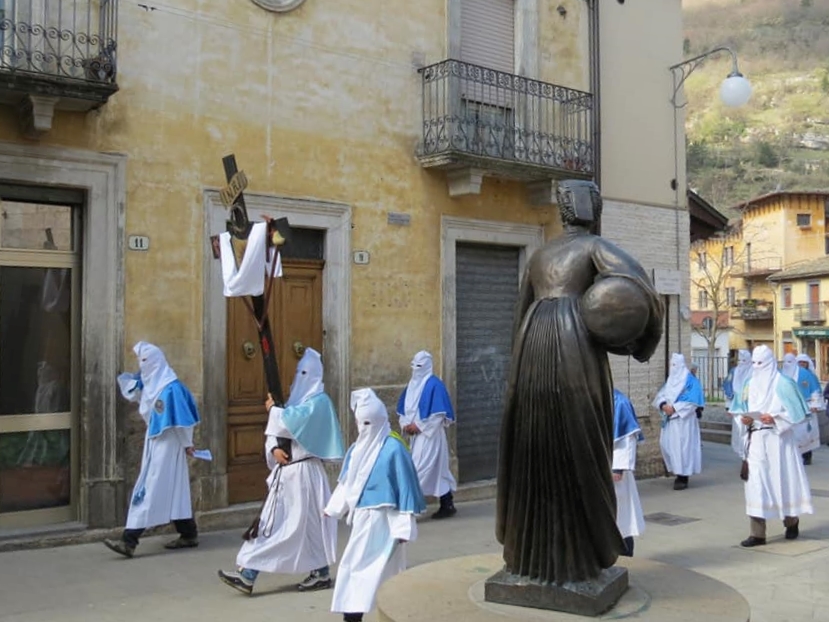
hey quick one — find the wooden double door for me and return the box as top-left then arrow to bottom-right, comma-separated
226,258 -> 324,504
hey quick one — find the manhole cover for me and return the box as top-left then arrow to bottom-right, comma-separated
644,512 -> 700,526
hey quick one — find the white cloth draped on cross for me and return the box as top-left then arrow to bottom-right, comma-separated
219,222 -> 282,297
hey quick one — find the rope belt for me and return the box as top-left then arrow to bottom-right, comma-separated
242,456 -> 317,541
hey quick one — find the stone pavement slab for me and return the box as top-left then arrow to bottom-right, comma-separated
2,441 -> 829,622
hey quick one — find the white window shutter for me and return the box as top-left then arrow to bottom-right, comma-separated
460,0 -> 515,74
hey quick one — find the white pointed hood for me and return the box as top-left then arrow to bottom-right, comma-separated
134,341 -> 178,419
342,388 -> 391,523
748,345 -> 779,413
653,353 -> 690,407
404,350 -> 434,418
781,352 -> 798,380
285,347 -> 325,407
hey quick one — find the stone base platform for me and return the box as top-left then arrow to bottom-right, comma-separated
376,554 -> 750,622
485,566 -> 628,616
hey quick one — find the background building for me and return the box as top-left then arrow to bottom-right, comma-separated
0,0 -> 688,534
769,257 -> 829,379
690,191 -> 829,386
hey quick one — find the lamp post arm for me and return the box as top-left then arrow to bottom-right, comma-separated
670,46 -> 740,109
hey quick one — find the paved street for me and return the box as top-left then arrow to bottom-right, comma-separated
3,442 -> 829,622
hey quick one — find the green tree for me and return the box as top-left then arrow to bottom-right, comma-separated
687,141 -> 710,172
755,141 -> 780,168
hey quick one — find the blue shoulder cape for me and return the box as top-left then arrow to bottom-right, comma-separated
795,367 -> 821,401
677,374 -> 705,407
723,368 -> 735,400
730,375 -> 809,425
281,393 -> 345,460
613,389 -> 644,442
396,376 -> 455,422
147,380 -> 200,438
339,435 -> 426,514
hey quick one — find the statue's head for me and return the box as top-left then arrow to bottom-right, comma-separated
556,179 -> 602,227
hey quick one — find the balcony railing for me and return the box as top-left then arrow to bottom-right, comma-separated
731,299 -> 774,321
730,257 -> 783,278
0,0 -> 118,85
417,59 -> 594,179
795,302 -> 829,325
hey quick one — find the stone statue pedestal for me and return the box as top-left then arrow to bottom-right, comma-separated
376,554 -> 750,622
484,566 -> 628,617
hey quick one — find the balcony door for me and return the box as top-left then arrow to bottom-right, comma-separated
459,0 -> 516,159
0,185 -> 81,529
809,282 -> 820,307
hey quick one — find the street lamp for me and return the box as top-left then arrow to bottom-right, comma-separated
670,46 -> 752,109
666,47 -> 751,358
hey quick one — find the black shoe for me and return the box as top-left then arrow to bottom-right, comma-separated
803,452 -> 813,466
673,477 -> 688,491
740,536 -> 766,548
785,523 -> 800,540
431,505 -> 457,519
297,570 -> 332,592
103,538 -> 135,558
217,569 -> 254,595
164,536 -> 199,550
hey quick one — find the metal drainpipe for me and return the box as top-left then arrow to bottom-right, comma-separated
589,0 -> 602,234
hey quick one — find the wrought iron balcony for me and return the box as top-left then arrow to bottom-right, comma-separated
0,0 -> 118,135
731,257 -> 783,278
417,59 -> 593,197
795,302 -> 828,325
731,298 -> 774,321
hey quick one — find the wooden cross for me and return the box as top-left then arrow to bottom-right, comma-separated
218,154 -> 290,408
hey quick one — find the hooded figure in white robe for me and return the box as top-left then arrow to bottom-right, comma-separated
327,388 -> 426,622
218,348 -> 345,595
104,342 -> 201,557
654,353 -> 705,490
730,345 -> 813,546
396,351 -> 457,518
790,353 -> 822,463
726,350 -> 753,456
612,389 -> 645,557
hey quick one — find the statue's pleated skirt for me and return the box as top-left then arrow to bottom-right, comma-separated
496,297 -> 624,584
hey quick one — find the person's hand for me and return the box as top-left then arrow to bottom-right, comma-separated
740,416 -> 753,426
404,424 -> 420,435
612,472 -> 623,483
760,414 -> 775,425
265,393 -> 275,412
662,404 -> 676,416
185,446 -> 195,457
272,447 -> 290,465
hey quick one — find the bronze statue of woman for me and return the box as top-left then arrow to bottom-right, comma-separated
495,180 -> 664,585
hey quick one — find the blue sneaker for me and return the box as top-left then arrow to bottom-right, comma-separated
218,569 -> 254,595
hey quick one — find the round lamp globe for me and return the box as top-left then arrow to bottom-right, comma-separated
719,73 -> 752,108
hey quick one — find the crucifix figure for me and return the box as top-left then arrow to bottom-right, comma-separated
215,154 -> 293,460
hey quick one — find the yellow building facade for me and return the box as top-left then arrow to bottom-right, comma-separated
0,0 -> 687,534
769,258 -> 829,379
690,192 -> 829,375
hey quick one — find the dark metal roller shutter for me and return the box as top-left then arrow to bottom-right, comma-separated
455,242 -> 520,482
